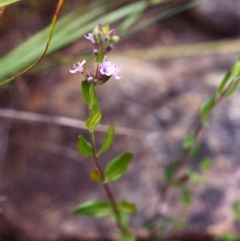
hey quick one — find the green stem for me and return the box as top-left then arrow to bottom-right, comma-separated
88,110 -> 128,235
95,63 -> 99,80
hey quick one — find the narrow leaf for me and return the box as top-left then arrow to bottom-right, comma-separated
89,84 -> 98,107
182,134 -> 196,150
188,169 -> 207,185
224,78 -> 240,97
189,144 -> 201,157
218,71 -> 231,94
91,102 -> 100,114
73,200 -> 111,218
111,211 -> 130,228
120,231 -> 135,241
77,135 -> 93,157
97,124 -> 115,156
0,0 -> 20,7
81,80 -> 90,104
231,60 -> 240,78
117,200 -> 136,214
200,93 -> 216,121
199,157 -> 212,172
232,200 -> 240,222
118,1 -> 146,31
85,111 -> 102,133
105,152 -> 133,182
215,232 -> 239,241
180,188 -> 192,206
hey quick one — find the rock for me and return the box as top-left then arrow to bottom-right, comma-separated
187,0 -> 240,36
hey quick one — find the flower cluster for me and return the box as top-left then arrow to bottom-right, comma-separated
85,24 -> 119,56
70,24 -> 121,83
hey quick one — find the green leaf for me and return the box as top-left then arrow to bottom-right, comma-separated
163,161 -> 179,182
112,211 -> 130,228
215,232 -> 239,241
91,102 -> 100,114
180,188 -> 192,206
224,77 -> 240,97
182,134 -> 196,150
231,60 -> 240,78
73,200 -> 111,218
218,71 -> 231,94
77,135 -> 93,157
105,152 -> 133,182
117,200 -> 136,214
200,93 -> 216,121
97,124 -> 115,156
199,157 -> 212,172
189,144 -> 201,157
120,231 -> 135,241
85,111 -> 102,133
188,169 -> 207,185
118,0 -> 146,31
0,0 -> 20,7
81,80 -> 90,104
232,200 -> 240,222
89,84 -> 98,107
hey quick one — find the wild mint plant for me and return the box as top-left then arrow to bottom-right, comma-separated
144,56 -> 240,237
70,24 -> 135,241
163,57 -> 240,196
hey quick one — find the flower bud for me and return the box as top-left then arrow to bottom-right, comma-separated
104,36 -> 109,42
93,49 -> 98,55
110,36 -> 120,44
87,76 -> 94,83
102,24 -> 109,35
108,29 -> 115,37
105,45 -> 113,53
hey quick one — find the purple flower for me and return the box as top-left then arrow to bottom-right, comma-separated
85,25 -> 119,57
99,60 -> 121,80
69,60 -> 86,74
84,33 -> 95,44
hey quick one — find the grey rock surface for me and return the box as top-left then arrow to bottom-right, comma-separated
188,0 -> 240,36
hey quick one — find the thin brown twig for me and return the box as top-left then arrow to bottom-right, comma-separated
0,108 -> 146,137
0,0 -> 65,86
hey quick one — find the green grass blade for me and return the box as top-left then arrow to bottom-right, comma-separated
0,0 -> 20,7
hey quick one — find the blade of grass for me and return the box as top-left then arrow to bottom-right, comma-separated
0,0 -> 20,7
122,0 -> 212,39
0,1 -> 149,82
0,0 -> 211,83
0,0 -> 65,85
123,39 -> 240,60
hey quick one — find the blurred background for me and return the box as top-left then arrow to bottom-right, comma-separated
0,0 -> 240,240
